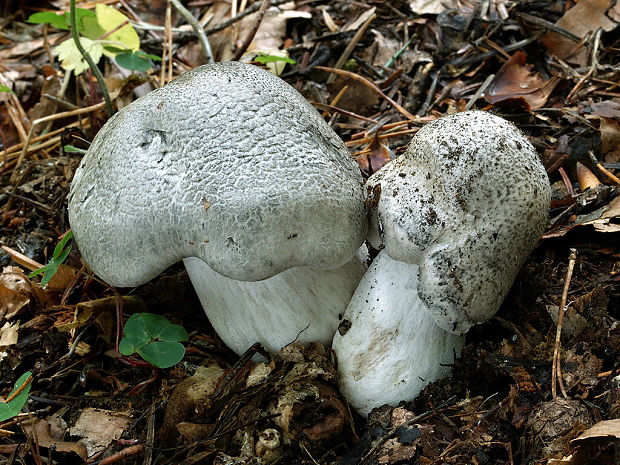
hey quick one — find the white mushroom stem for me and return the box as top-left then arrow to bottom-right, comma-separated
332,250 -> 464,416
184,255 -> 366,355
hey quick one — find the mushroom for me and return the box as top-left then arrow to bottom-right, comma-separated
333,111 -> 550,415
68,61 -> 367,355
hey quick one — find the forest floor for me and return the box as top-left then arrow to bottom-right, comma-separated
1,1 -> 619,464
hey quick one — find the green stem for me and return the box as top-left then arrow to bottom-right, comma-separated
69,0 -> 113,117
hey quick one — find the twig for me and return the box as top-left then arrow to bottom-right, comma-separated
170,0 -> 214,64
466,73 -> 494,110
69,0 -> 113,118
316,66 -> 416,120
233,0 -> 270,61
551,248 -> 577,399
10,102 -> 105,183
312,102 -> 379,123
204,0 -> 290,36
517,13 -> 581,43
327,12 -> 377,84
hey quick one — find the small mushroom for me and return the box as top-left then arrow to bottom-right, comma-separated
333,111 -> 550,415
69,62 -> 367,355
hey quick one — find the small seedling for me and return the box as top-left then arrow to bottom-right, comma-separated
0,85 -> 14,93
28,231 -> 73,287
0,372 -> 33,422
27,5 -> 160,74
63,144 -> 87,154
254,54 -> 296,65
119,313 -> 188,368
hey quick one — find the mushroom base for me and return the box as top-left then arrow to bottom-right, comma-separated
184,256 -> 367,355
332,250 -> 464,416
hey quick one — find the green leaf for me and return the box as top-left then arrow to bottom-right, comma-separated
115,51 -> 153,72
63,144 -> 87,154
55,37 -> 104,75
28,231 -> 73,287
0,372 -> 32,422
27,11 -> 69,30
27,9 -> 94,31
255,54 -> 296,64
82,4 -> 140,57
119,313 -> 188,368
0,85 -> 14,94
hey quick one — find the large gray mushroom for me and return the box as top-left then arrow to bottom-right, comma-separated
333,111 -> 550,415
68,62 -> 367,355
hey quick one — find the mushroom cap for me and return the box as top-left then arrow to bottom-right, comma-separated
365,111 -> 550,334
69,62 -> 366,287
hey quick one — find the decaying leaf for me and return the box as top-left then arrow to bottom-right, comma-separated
0,321 -> 19,348
572,419 -> 620,444
22,418 -> 88,460
0,266 -> 32,319
484,52 -> 559,110
542,0 -> 618,66
69,407 -> 132,456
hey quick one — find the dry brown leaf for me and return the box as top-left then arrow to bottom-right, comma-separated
484,52 -> 559,110
363,30 -> 400,68
69,408 -> 132,457
343,7 -> 376,32
356,132 -> 393,176
0,321 -> 19,347
590,194 -> 620,232
600,117 -> 620,154
582,99 -> 620,118
542,0 -> 617,66
321,7 -> 340,32
409,0 -> 458,15
21,418 -> 88,460
0,266 -> 32,320
571,419 -> 620,443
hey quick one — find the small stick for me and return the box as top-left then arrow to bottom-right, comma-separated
316,66 -> 416,120
313,102 -> 378,123
466,73 -> 494,111
551,248 -> 577,399
322,84 -> 349,117
204,0 -> 291,36
170,0 -> 214,64
232,0 -> 270,61
346,128 -> 418,147
10,102 -> 105,183
326,12 -> 377,84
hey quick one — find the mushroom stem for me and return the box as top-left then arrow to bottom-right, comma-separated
184,255 -> 367,355
332,250 -> 464,416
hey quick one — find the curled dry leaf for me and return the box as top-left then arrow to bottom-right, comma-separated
0,266 -> 32,320
484,51 -> 559,110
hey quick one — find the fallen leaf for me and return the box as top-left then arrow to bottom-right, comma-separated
0,266 -> 32,319
581,99 -> 620,118
590,194 -> 620,233
572,419 -> 620,443
542,0 -> 617,66
600,117 -> 620,154
0,321 -> 19,347
69,408 -> 132,456
484,51 -> 560,110
409,0 -> 458,15
22,418 -> 88,460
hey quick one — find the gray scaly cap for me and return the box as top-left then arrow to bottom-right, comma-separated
69,62 -> 366,287
365,110 -> 551,334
